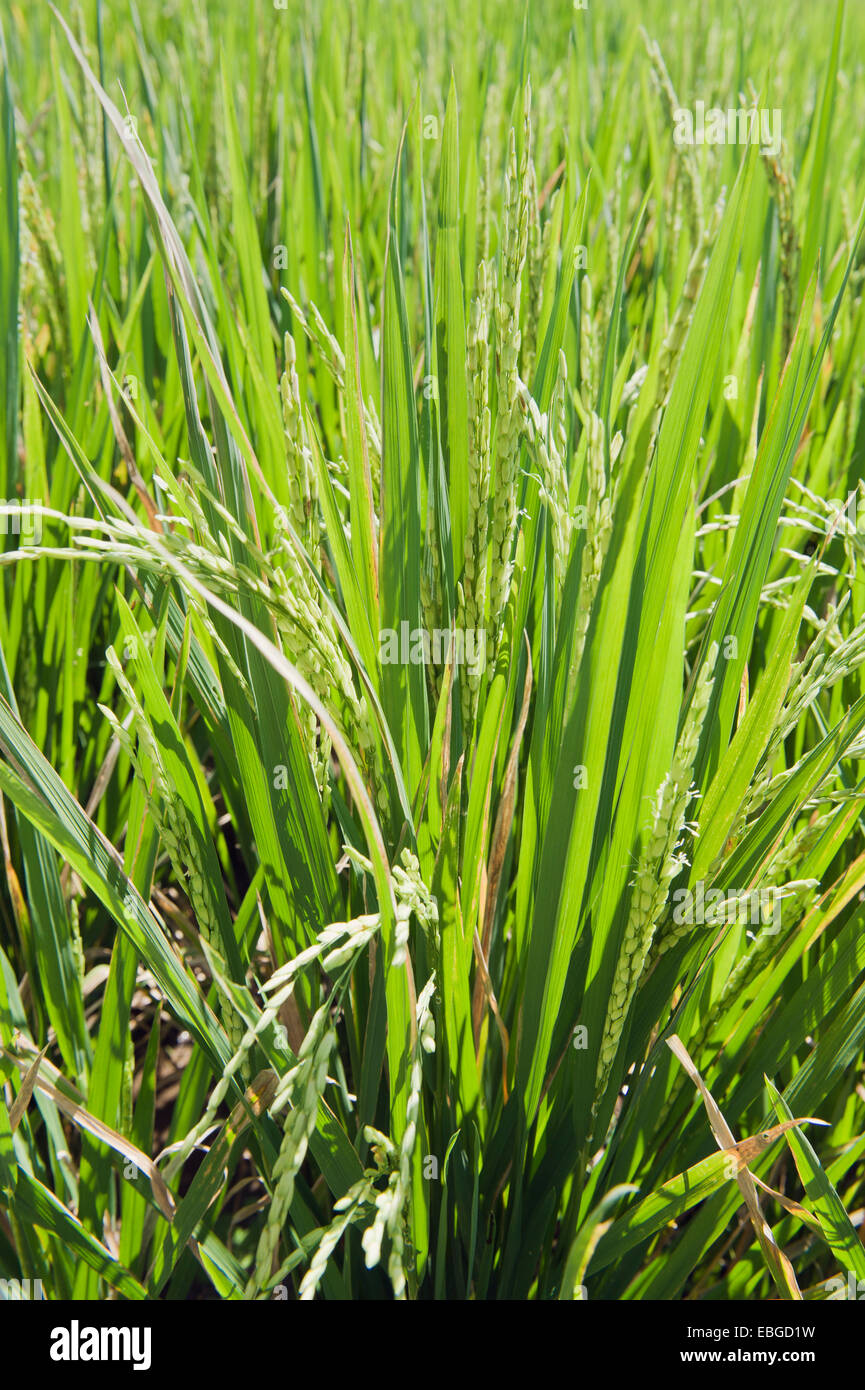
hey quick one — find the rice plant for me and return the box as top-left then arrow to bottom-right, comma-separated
1,0 -> 865,1302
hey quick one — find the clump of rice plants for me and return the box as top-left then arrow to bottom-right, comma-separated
0,0 -> 864,1303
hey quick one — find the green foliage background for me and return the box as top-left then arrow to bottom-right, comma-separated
0,0 -> 864,1300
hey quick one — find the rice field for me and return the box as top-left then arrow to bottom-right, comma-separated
1,0 -> 865,1306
